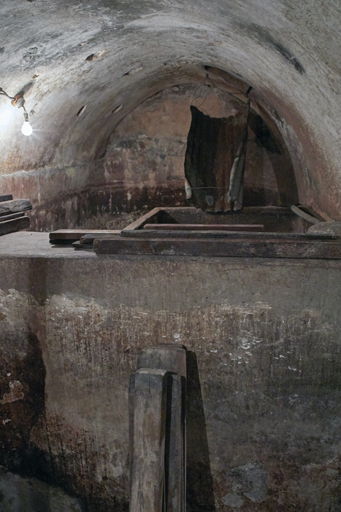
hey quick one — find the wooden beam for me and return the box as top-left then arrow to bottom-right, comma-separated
0,199 -> 32,216
129,369 -> 169,512
122,207 -> 162,232
138,344 -> 187,379
94,236 -> 341,259
79,231 -> 121,245
137,345 -> 187,512
143,223 -> 264,232
0,217 -> 30,236
121,230 -> 336,240
0,212 -> 25,222
0,195 -> 13,203
161,373 -> 186,512
49,229 -> 121,244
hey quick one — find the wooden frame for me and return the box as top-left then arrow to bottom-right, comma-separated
50,207 -> 341,259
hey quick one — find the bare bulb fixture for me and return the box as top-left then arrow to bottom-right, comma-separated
0,86 -> 33,136
22,112 -> 33,136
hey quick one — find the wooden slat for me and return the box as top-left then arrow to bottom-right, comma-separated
164,206 -> 294,216
121,230 -> 336,240
122,207 -> 162,232
71,241 -> 93,250
50,229 -> 119,240
291,205 -> 321,224
129,369 -> 169,512
0,199 -> 32,217
167,374 -> 186,512
0,212 -> 24,222
79,231 -> 121,244
0,195 -> 13,203
143,223 -> 265,231
94,236 -> 341,259
0,216 -> 30,236
50,229 -> 121,243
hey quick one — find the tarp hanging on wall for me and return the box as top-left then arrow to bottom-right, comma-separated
184,106 -> 247,212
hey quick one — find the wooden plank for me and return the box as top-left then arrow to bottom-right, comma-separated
0,199 -> 32,217
122,207 -> 162,232
79,231 -> 121,245
143,223 -> 265,231
166,374 -> 186,512
0,216 -> 30,236
164,206 -> 294,216
50,229 -> 119,240
290,205 -> 321,224
50,229 -> 122,244
137,345 -> 187,512
158,206 -> 299,233
0,212 -> 24,222
129,369 -> 169,512
72,241 -> 93,250
128,373 -> 136,506
94,236 -> 341,259
0,195 -> 13,202
138,344 -> 187,378
120,230 -> 337,240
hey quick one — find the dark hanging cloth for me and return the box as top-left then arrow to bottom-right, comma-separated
184,105 -> 247,212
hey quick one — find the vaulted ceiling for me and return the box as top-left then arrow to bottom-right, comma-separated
1,0 -> 341,218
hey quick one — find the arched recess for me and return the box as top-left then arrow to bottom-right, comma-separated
1,2 -> 341,227
66,66 -> 300,231
1,65 -> 302,231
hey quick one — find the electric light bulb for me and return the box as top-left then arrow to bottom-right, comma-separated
21,120 -> 32,136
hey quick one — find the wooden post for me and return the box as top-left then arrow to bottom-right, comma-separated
137,344 -> 187,379
129,368 -> 169,512
166,373 -> 186,512
137,344 -> 187,512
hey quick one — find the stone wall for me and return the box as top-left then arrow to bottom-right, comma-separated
0,233 -> 340,511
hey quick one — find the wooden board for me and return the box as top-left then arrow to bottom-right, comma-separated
163,206 -> 296,219
94,236 -> 341,259
122,207 -> 162,232
79,231 -> 121,244
50,229 -> 121,244
120,206 -> 304,234
121,230 -> 336,240
0,195 -> 13,203
166,374 -> 186,512
129,369 -> 169,512
0,212 -> 25,222
143,223 -> 265,231
0,216 -> 30,236
137,344 -> 187,378
0,199 -> 32,217
71,241 -> 93,250
137,345 -> 187,512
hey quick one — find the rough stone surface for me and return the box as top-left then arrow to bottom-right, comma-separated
0,467 -> 82,512
0,233 -> 341,510
308,222 -> 341,236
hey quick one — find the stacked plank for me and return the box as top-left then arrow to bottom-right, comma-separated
49,229 -> 121,248
0,195 -> 31,236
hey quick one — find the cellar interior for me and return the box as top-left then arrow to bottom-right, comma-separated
0,1 -> 341,511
